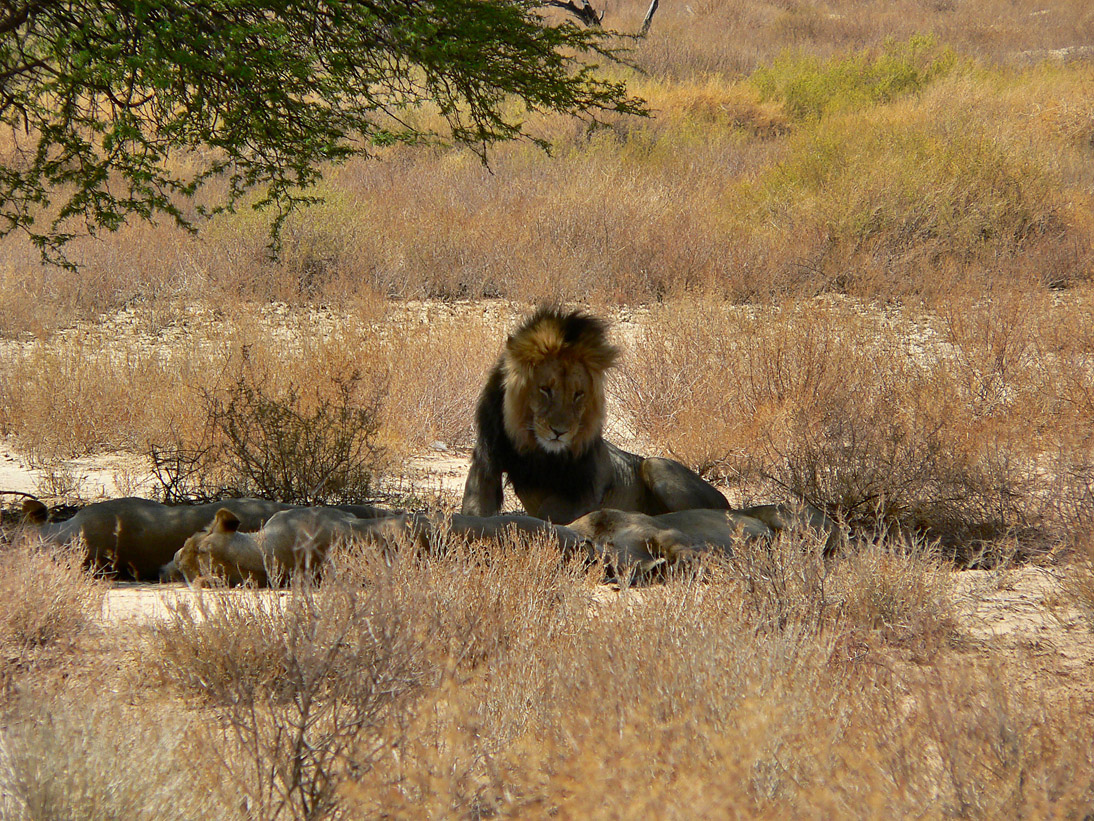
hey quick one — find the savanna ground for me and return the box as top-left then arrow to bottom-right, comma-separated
3,0 -> 1094,816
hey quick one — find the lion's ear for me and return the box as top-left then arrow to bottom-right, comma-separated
214,509 -> 242,533
22,498 -> 48,524
573,337 -> 619,375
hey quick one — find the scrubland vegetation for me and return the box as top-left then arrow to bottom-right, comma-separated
2,0 -> 1094,816
1,534 -> 1093,819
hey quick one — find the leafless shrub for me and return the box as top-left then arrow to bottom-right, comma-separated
833,530 -> 958,659
620,295 -> 1091,559
151,361 -> 385,505
147,577 -> 425,821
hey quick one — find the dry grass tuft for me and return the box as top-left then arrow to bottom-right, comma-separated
0,527 -> 1085,817
0,538 -> 104,657
0,683 -> 229,821
834,532 -> 958,660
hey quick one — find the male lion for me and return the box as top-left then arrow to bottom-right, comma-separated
461,306 -> 730,523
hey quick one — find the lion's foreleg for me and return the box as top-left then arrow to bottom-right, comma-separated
461,451 -> 504,516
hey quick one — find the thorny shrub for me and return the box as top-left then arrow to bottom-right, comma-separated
151,360 -> 385,505
619,294 -> 1093,560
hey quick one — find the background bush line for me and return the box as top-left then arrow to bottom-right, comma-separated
2,34 -> 1092,323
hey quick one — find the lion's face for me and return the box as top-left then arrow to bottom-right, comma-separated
521,357 -> 596,454
499,308 -> 616,457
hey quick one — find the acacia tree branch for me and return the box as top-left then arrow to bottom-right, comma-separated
640,0 -> 659,36
544,0 -> 662,37
542,0 -> 602,27
0,0 -> 648,266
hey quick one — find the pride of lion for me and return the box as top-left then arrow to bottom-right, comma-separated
13,307 -> 839,585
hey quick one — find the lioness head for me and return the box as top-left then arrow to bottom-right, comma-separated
172,508 -> 241,582
501,307 -> 618,456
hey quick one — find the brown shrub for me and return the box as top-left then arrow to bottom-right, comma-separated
0,538 -> 104,656
0,682 -> 232,821
0,524 -> 1086,818
619,294 -> 1092,555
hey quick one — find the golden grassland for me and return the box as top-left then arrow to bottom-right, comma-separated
1,534 -> 1094,818
2,1 -> 1094,815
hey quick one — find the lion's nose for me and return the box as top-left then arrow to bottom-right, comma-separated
550,426 -> 567,438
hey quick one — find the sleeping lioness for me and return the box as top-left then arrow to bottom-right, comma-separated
568,502 -> 841,571
22,496 -> 295,580
167,506 -> 588,586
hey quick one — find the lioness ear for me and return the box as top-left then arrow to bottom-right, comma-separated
22,498 -> 48,524
214,509 -> 242,532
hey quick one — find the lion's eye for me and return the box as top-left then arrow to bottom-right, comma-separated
539,386 -> 552,399
573,390 -> 585,405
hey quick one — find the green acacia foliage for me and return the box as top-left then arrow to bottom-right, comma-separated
0,0 -> 644,263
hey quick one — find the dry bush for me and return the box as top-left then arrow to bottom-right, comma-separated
719,526 -> 833,635
833,532 -> 957,660
148,581 -> 425,821
619,295 -> 1089,555
0,526 -> 1084,818
0,681 -> 231,821
1059,528 -> 1094,633
377,313 -> 498,455
143,532 -> 594,820
0,538 -> 103,657
173,366 -> 383,504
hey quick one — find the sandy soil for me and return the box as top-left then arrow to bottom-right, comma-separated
0,439 -> 157,501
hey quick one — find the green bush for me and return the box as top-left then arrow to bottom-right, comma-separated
748,105 -> 1060,257
751,35 -> 957,120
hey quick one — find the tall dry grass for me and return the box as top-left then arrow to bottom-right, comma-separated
0,684 -> 226,821
0,538 -> 104,659
0,532 -> 1081,818
1,38 -> 1091,325
617,291 -> 1094,556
